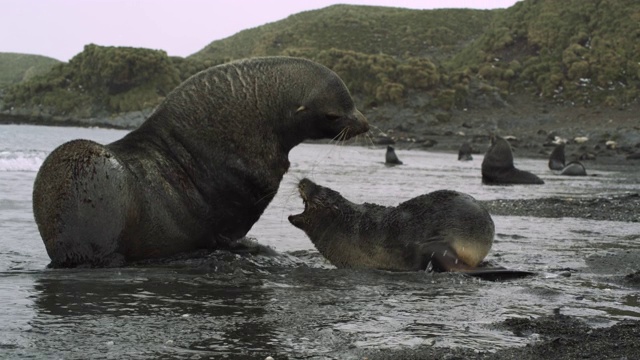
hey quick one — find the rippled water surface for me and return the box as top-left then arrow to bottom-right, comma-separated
1,124 -> 639,359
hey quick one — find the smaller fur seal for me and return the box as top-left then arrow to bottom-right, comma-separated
548,143 -> 566,170
560,161 -> 587,176
288,178 -> 534,281
482,135 -> 544,185
385,145 -> 403,165
458,142 -> 473,161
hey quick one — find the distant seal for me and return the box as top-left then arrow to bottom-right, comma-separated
385,145 -> 403,165
627,152 -> 640,160
458,142 -> 473,161
482,135 -> 544,185
33,56 -> 369,268
560,161 -> 587,176
548,143 -> 566,170
288,178 -> 534,280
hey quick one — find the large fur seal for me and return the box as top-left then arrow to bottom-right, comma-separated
481,135 -> 544,185
288,178 -> 533,280
384,145 -> 403,165
33,56 -> 369,268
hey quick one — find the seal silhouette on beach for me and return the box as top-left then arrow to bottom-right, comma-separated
627,152 -> 640,160
385,145 -> 403,165
548,143 -> 587,175
481,135 -> 544,185
288,178 -> 534,280
458,142 -> 473,161
33,56 -> 369,268
560,161 -> 587,176
548,143 -> 566,170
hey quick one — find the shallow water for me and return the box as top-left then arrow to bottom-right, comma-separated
1,124 -> 639,359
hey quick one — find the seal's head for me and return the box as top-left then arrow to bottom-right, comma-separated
288,178 -> 344,231
484,134 -> 514,169
288,58 -> 369,142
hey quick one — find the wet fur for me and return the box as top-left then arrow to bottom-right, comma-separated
33,57 -> 369,268
288,179 -> 495,272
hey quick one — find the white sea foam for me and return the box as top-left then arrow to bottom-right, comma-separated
0,150 -> 46,172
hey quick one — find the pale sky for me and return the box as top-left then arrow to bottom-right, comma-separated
3,0 -> 520,62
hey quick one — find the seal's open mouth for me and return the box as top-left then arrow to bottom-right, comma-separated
288,179 -> 313,228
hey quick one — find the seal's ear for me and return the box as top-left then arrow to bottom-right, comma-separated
296,106 -> 306,113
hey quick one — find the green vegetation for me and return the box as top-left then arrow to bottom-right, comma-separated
190,5 -> 496,61
0,53 -> 60,88
450,0 -> 640,105
6,44 -> 184,115
3,1 -> 639,121
282,48 -> 443,105
3,45 -> 224,116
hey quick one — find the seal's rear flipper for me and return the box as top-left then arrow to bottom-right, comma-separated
461,268 -> 536,281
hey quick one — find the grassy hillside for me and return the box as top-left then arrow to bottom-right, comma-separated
190,5 -> 496,62
4,5 -> 495,117
190,5 -> 497,108
4,44 -> 220,116
449,0 -> 640,106
0,53 -> 60,88
3,1 -> 638,122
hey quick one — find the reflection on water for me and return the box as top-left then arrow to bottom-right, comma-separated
26,267 -> 277,359
1,126 -> 640,359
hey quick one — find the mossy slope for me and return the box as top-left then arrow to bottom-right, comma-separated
0,53 -> 60,88
450,0 -> 640,106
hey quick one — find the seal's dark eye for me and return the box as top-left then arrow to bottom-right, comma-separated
326,114 -> 341,121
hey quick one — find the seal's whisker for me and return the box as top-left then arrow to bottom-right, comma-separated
367,123 -> 385,136
329,127 -> 348,146
365,132 -> 376,148
357,131 -> 375,148
276,177 -> 305,222
254,189 -> 280,206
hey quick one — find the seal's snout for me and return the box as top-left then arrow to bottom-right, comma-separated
297,178 -> 319,206
355,109 -> 369,132
288,213 -> 303,228
349,109 -> 369,136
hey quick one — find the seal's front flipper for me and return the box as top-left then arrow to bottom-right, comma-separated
422,243 -> 535,281
226,237 -> 279,256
